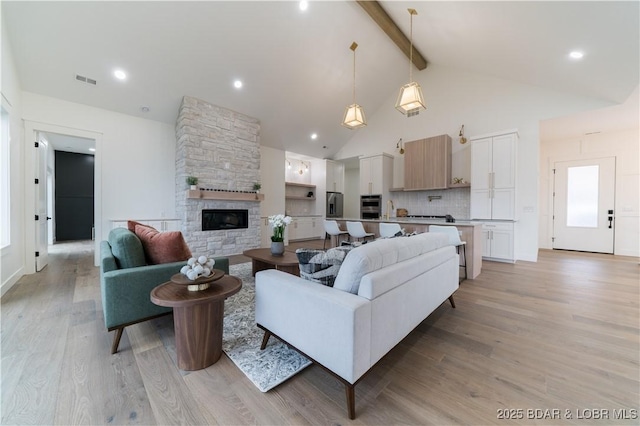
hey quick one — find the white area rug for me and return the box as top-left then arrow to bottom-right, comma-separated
223,263 -> 311,392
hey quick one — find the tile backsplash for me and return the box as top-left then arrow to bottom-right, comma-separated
390,188 -> 470,219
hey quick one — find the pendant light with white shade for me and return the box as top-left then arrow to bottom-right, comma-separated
342,42 -> 367,129
395,8 -> 426,116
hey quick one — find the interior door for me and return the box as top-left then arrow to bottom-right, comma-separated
553,157 -> 615,253
35,138 -> 49,271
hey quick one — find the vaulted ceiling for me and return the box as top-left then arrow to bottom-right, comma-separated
3,1 -> 638,158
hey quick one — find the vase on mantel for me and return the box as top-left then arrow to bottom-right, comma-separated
270,241 -> 284,256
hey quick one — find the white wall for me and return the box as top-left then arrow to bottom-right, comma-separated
344,167 -> 360,218
309,157 -> 326,216
540,128 -> 639,256
260,145 -> 285,218
335,63 -> 613,262
1,10 -> 26,296
21,92 -> 176,270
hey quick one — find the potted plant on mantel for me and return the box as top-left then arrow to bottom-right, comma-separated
186,176 -> 198,190
253,182 -> 262,199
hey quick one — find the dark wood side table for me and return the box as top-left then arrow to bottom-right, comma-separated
150,275 -> 242,371
242,248 -> 300,276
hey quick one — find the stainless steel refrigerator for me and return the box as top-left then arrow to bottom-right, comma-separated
326,192 -> 344,218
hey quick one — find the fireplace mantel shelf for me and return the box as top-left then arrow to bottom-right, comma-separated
187,190 -> 264,202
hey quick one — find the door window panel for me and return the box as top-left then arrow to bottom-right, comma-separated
566,165 -> 599,228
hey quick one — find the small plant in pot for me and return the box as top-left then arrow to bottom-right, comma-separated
186,176 -> 198,190
253,182 -> 262,193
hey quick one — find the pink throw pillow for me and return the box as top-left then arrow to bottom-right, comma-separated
127,220 -> 156,233
134,224 -> 192,265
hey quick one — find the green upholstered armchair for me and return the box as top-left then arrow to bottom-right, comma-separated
100,228 -> 229,354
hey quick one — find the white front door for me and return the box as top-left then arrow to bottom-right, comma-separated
35,138 -> 49,271
553,157 -> 616,254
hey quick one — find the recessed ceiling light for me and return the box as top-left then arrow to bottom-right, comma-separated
141,106 -> 150,112
114,69 -> 127,80
299,1 -> 308,11
310,133 -> 318,140
569,51 -> 584,60
234,80 -> 243,89
89,148 -> 96,152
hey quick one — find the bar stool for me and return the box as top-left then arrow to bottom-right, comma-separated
428,225 -> 467,281
346,221 -> 375,243
323,220 -> 349,249
379,223 -> 402,238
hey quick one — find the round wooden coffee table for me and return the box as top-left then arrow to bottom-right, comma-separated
242,248 -> 300,276
150,274 -> 242,371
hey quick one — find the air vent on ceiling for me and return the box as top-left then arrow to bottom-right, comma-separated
75,74 -> 97,86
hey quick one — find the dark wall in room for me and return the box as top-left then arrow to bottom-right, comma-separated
55,151 -> 94,241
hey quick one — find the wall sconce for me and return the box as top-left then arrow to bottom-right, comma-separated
396,138 -> 405,154
287,160 -> 292,169
459,125 -> 467,144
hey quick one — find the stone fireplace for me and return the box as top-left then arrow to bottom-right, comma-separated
175,96 -> 261,256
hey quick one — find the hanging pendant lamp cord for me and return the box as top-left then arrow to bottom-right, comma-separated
409,11 -> 413,83
352,46 -> 356,104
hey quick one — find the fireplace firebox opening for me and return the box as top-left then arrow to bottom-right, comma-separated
202,209 -> 249,231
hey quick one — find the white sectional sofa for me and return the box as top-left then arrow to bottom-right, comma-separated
255,232 -> 459,419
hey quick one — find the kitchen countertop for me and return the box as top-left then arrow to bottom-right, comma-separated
335,218 -> 481,227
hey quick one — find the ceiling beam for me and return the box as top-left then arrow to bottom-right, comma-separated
357,1 -> 427,71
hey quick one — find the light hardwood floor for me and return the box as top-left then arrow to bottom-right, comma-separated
2,240 -> 638,425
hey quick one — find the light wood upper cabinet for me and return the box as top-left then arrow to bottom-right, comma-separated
404,134 -> 452,190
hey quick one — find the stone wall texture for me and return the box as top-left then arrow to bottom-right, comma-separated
176,96 -> 261,256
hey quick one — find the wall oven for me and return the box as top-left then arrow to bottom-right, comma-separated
360,195 -> 381,219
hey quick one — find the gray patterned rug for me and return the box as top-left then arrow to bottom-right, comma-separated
223,263 -> 311,392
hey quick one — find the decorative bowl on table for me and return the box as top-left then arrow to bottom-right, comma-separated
170,269 -> 225,291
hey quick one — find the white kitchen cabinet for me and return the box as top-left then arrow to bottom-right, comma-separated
296,218 -> 312,240
326,160 -> 345,193
288,216 -> 323,241
477,221 -> 514,262
470,131 -> 517,220
360,154 -> 393,195
310,217 -> 322,238
146,220 -> 181,231
110,219 -> 180,231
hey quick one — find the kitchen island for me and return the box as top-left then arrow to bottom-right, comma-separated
334,218 -> 482,279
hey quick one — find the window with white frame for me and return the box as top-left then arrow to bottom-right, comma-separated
1,105 -> 10,248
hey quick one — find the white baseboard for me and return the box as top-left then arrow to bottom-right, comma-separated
614,249 -> 640,258
1,267 -> 25,298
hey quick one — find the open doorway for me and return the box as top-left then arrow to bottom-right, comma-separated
35,131 -> 95,271
24,120 -> 102,274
